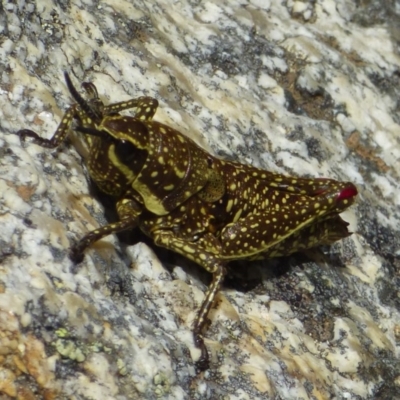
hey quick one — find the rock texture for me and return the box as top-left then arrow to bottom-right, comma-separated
0,0 -> 399,399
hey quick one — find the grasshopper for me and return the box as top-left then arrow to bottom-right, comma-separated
17,72 -> 358,370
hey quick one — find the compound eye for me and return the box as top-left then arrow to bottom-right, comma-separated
114,140 -> 137,164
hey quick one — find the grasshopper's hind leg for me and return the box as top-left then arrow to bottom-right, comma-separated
193,263 -> 227,371
152,230 -> 227,370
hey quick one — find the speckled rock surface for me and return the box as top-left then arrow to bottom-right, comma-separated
1,0 -> 400,399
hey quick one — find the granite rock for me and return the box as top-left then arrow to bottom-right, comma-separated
0,0 -> 399,399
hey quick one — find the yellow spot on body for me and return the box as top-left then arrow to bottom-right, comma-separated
151,171 -> 158,178
158,156 -> 165,165
175,169 -> 185,178
229,183 -> 237,191
164,184 -> 174,191
183,245 -> 195,254
226,199 -> 234,212
233,209 -> 242,222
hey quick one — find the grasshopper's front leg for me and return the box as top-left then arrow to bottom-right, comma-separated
17,73 -> 96,147
18,74 -> 159,148
104,96 -> 159,121
153,230 -> 227,370
81,79 -> 159,121
18,105 -> 79,148
70,198 -> 142,263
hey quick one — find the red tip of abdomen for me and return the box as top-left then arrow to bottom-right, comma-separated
337,184 -> 358,201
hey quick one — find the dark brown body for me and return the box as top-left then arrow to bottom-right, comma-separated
18,73 -> 358,370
